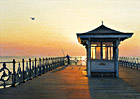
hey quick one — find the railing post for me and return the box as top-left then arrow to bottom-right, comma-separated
48,58 -> 50,71
39,58 -> 41,75
49,58 -> 51,71
51,58 -> 53,70
53,58 -> 54,69
136,60 -> 138,70
130,57 -> 132,68
57,57 -> 58,66
50,58 -> 52,70
55,58 -> 56,68
35,58 -> 37,77
137,58 -> 139,70
12,59 -> 16,87
52,58 -> 54,69
59,57 -> 61,66
46,58 -> 48,72
54,57 -> 57,69
57,58 -> 58,67
133,58 -> 135,68
59,58 -> 61,66
32,61 -> 34,77
3,63 -> 6,88
29,58 -> 32,80
58,57 -> 60,67
138,63 -> 140,70
62,57 -> 63,66
22,59 -> 25,83
63,57 -> 65,65
61,57 -> 64,66
60,57 -> 61,66
42,58 -> 45,74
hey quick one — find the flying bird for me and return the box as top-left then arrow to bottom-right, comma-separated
31,17 -> 35,20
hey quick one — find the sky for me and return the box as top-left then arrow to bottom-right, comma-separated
0,0 -> 140,56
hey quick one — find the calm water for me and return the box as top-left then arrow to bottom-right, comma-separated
0,56 -> 51,73
0,56 -> 50,62
0,56 -> 86,62
0,56 -> 139,63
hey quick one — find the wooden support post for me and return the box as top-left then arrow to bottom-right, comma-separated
86,46 -> 88,71
87,39 -> 91,77
115,40 -> 119,78
116,47 -> 119,77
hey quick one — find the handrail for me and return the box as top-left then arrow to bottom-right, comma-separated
0,56 -> 84,89
0,57 -> 66,89
119,56 -> 140,70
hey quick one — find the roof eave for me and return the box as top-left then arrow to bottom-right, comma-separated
77,34 -> 133,38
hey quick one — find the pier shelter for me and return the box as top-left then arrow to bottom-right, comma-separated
77,23 -> 133,77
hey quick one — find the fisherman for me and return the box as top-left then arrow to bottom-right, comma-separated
66,54 -> 70,65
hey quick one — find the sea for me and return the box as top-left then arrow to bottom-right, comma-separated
0,56 -> 140,70
0,56 -> 139,63
0,56 -> 51,74
0,56 -> 50,63
0,56 -> 86,67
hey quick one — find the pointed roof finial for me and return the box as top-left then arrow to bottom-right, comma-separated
102,21 -> 103,25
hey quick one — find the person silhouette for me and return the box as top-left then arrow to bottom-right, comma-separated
66,54 -> 70,65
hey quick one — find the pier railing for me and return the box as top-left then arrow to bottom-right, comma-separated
0,56 -> 85,89
68,57 -> 86,66
0,57 -> 65,88
119,57 -> 140,69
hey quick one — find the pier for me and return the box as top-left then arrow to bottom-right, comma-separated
0,57 -> 140,99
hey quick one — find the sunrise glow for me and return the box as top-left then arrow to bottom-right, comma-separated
0,0 -> 140,56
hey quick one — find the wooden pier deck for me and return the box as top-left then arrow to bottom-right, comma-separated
0,65 -> 140,99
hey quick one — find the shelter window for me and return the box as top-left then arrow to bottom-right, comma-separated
91,42 -> 101,60
102,42 -> 113,60
91,42 -> 113,60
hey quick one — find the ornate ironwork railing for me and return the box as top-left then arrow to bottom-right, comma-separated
0,57 -> 66,88
68,57 -> 86,66
119,57 -> 140,69
0,56 -> 85,89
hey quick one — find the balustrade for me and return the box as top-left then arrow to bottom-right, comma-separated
119,57 -> 140,70
0,57 -> 65,88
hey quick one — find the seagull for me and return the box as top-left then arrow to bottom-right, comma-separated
31,17 -> 35,20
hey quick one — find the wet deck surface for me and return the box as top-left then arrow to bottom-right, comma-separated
0,65 -> 140,99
